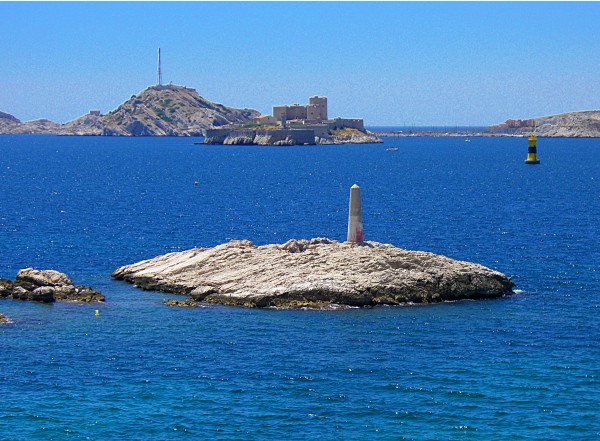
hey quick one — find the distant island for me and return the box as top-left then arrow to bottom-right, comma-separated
0,85 -> 380,144
204,96 -> 381,145
487,110 -> 600,137
374,110 -> 600,138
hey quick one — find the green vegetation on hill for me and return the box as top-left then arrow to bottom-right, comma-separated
330,128 -> 367,137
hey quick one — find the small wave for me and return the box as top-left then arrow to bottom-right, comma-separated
453,425 -> 476,431
291,304 -> 360,311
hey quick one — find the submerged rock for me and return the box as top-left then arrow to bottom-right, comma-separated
0,268 -> 104,303
0,278 -> 14,298
163,299 -> 201,308
112,239 -> 514,309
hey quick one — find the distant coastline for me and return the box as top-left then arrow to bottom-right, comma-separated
370,111 -> 600,138
370,126 -> 490,138
2,87 -> 600,138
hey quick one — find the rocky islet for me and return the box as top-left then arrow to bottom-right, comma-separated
0,268 -> 104,303
112,238 -> 515,309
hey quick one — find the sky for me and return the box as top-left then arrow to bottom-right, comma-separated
1,1 -> 599,126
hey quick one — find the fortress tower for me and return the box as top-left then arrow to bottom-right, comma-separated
309,96 -> 327,120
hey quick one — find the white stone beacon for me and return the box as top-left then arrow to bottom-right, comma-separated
347,184 -> 364,243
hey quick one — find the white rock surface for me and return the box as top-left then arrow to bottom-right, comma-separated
16,268 -> 73,287
112,239 -> 514,308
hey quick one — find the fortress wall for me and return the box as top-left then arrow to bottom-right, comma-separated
314,125 -> 329,138
205,128 -> 316,145
286,105 -> 308,120
204,129 -> 256,145
306,104 -> 328,121
255,129 -> 316,145
223,130 -> 256,145
307,104 -> 320,120
273,106 -> 288,121
328,118 -> 365,131
203,128 -> 229,144
301,124 -> 329,138
287,129 -> 316,144
253,115 -> 277,124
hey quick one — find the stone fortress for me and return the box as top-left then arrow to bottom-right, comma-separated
204,95 -> 377,145
274,96 -> 328,122
253,96 -> 365,136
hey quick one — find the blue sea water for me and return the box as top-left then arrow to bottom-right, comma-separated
0,134 -> 598,440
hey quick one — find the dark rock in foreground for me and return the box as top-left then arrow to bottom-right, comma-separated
112,239 -> 514,309
0,268 -> 105,303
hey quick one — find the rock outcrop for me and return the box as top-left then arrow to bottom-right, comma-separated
14,119 -> 63,135
96,85 -> 259,136
0,111 -> 21,132
205,128 -> 314,145
0,111 -> 20,124
112,238 -> 514,309
61,112 -> 108,136
489,110 -> 600,137
0,85 -> 259,136
0,268 -> 104,303
0,313 -> 9,324
163,299 -> 201,308
319,128 -> 383,144
0,112 -> 66,134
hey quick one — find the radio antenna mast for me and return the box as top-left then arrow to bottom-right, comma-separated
157,48 -> 162,86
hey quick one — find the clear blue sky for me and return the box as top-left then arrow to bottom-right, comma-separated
1,2 -> 599,126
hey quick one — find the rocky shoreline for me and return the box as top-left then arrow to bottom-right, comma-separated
0,268 -> 104,303
204,128 -> 382,146
318,132 -> 382,144
112,238 -> 514,309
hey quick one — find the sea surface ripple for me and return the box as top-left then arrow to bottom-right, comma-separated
0,135 -> 598,440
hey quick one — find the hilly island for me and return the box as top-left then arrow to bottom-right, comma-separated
0,85 -> 259,137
